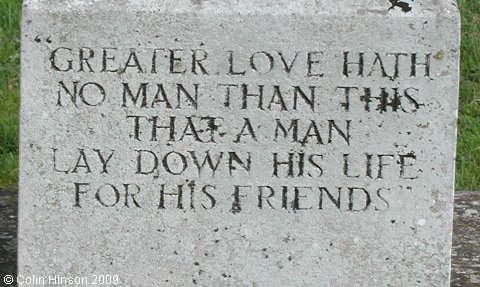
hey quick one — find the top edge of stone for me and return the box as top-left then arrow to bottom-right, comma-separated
23,0 -> 459,17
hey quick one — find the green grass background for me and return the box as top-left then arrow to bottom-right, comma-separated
0,0 -> 20,188
456,0 -> 480,190
0,0 -> 479,190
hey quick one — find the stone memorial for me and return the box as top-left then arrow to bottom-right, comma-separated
19,0 -> 460,286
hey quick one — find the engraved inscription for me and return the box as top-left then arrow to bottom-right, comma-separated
47,45 -> 434,213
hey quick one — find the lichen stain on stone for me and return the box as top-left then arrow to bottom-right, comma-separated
191,0 -> 203,8
388,0 -> 413,13
68,264 -> 78,273
430,189 -> 446,214
174,62 -> 183,71
433,50 -> 445,61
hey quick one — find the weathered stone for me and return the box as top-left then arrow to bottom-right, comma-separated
19,0 -> 460,286
5,190 -> 480,286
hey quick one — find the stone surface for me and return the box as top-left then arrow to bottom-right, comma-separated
4,190 -> 479,286
20,0 -> 460,286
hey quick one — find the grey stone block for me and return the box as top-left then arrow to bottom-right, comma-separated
19,1 -> 460,286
